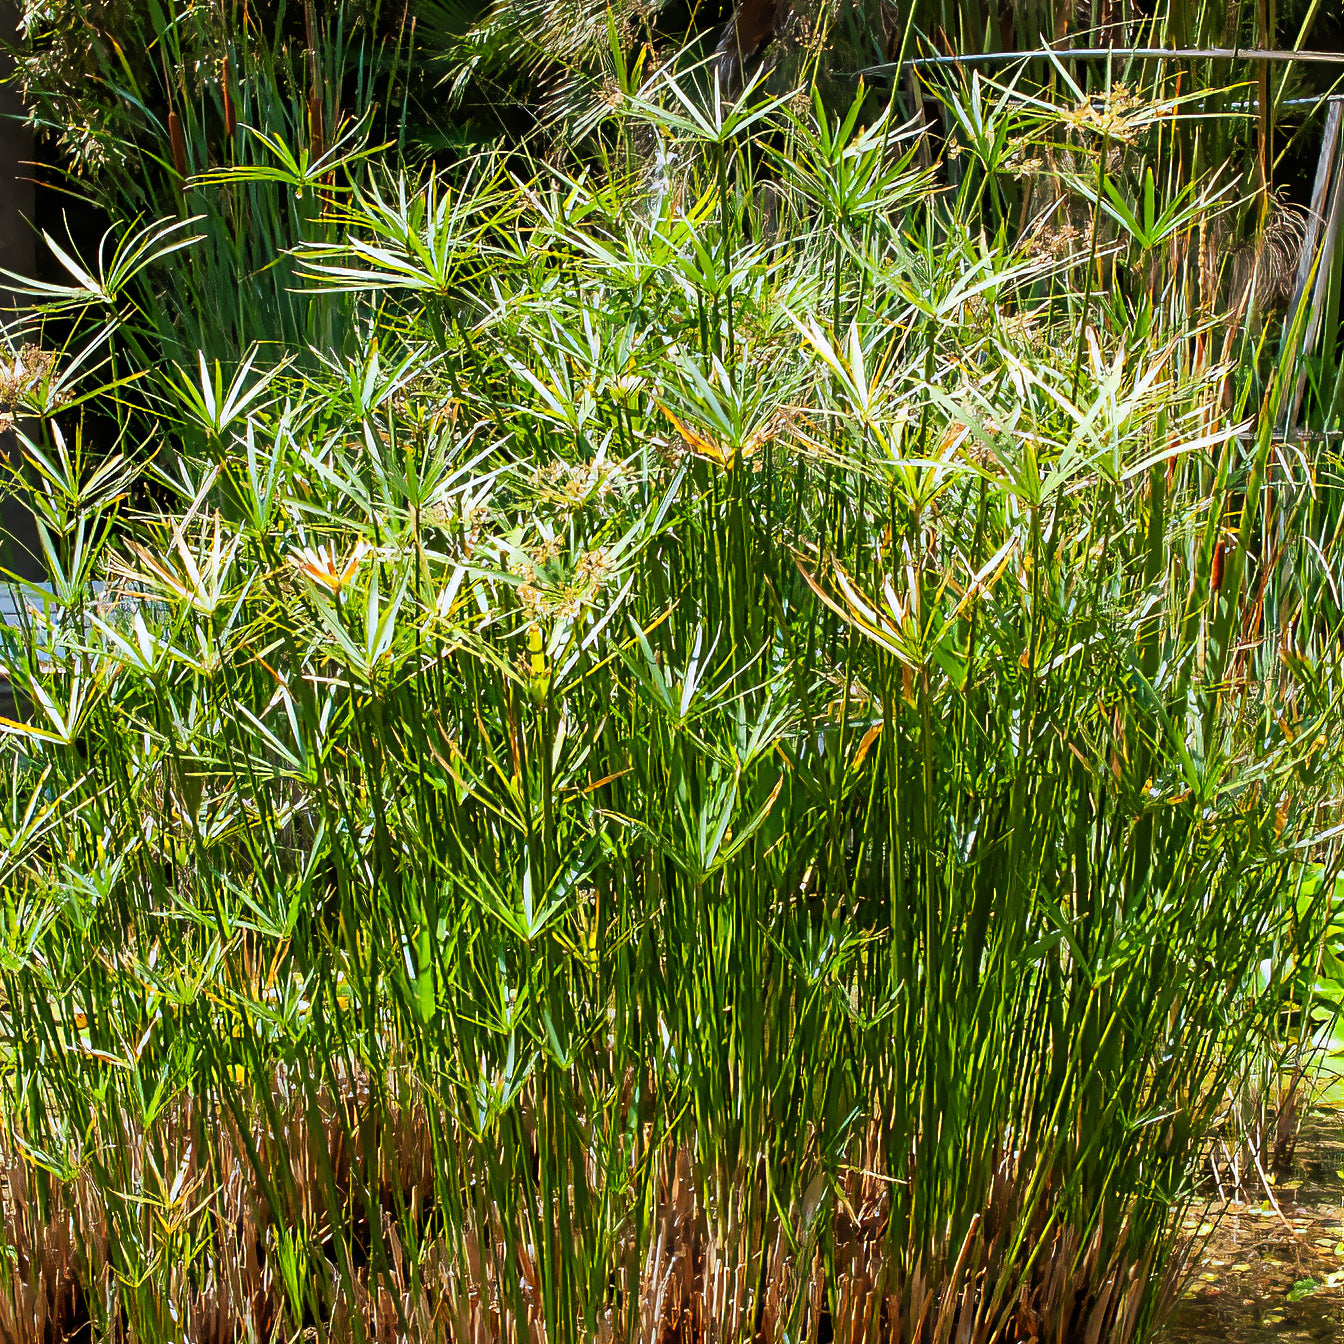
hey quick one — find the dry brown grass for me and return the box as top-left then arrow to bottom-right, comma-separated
0,1080 -> 1182,1344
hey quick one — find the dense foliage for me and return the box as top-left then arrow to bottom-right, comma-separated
1,5 -> 1344,1342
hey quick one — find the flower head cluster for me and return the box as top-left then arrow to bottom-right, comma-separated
537,458 -> 625,513
1061,84 -> 1149,146
516,543 -> 614,623
0,345 -> 61,428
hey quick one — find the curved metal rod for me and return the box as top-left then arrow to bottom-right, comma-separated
857,47 -> 1344,79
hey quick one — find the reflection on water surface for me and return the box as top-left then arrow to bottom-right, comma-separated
1158,1109 -> 1344,1344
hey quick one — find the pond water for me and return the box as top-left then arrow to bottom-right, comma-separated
1158,1108 -> 1344,1344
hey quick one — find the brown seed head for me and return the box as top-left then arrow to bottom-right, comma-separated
222,54 -> 236,138
168,110 -> 188,184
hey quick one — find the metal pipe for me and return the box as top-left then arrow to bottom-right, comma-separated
858,46 -> 1344,79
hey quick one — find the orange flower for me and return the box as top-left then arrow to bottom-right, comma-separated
288,539 -> 370,594
656,402 -> 776,472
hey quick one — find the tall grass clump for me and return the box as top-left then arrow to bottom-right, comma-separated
10,0 -> 424,362
0,57 -> 1342,1344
